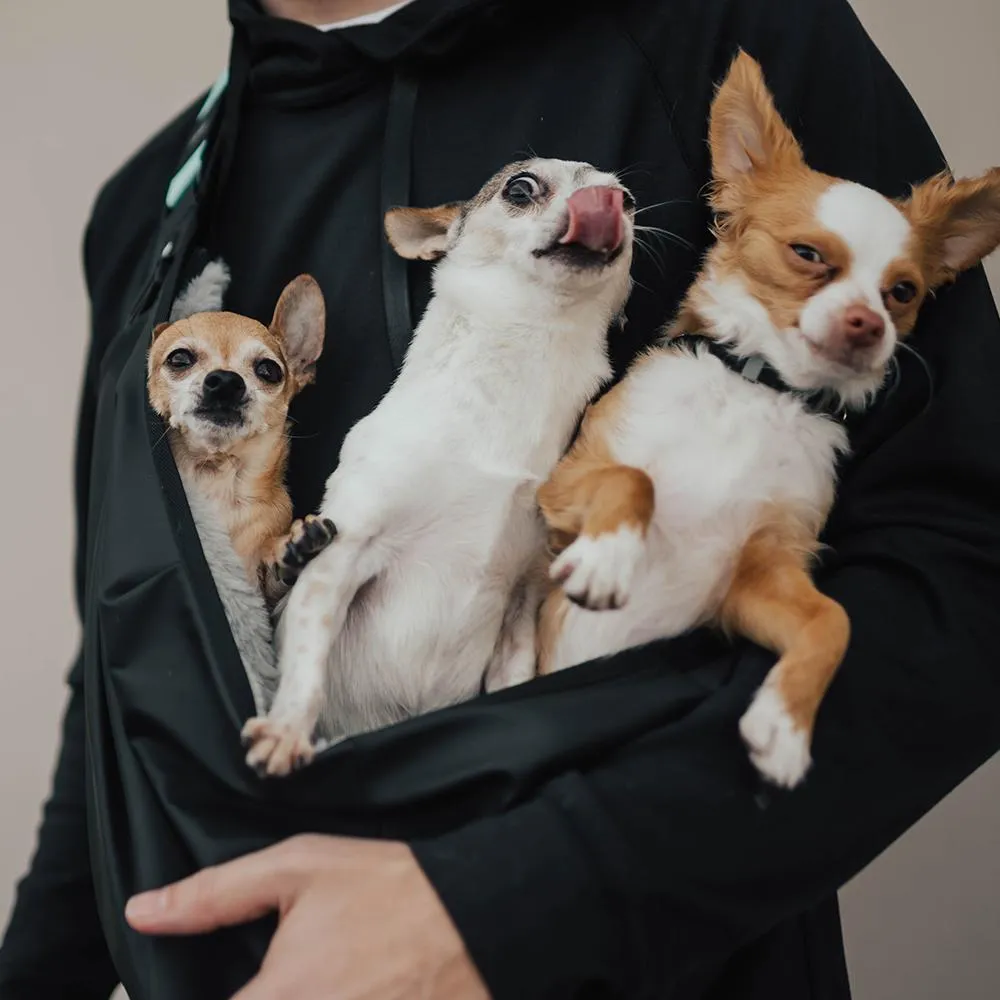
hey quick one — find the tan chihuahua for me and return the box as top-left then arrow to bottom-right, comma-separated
148,267 -> 332,712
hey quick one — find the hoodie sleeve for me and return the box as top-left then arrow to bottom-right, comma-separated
413,1 -> 1000,996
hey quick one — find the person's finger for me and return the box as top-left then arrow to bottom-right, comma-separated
125,843 -> 300,935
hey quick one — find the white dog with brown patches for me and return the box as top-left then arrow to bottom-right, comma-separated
243,158 -> 636,775
538,52 -> 1000,789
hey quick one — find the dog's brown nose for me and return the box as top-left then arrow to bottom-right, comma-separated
842,305 -> 885,348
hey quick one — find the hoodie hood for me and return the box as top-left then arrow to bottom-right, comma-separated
228,0 -> 549,106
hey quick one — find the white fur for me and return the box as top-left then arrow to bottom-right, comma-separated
253,160 -> 634,762
547,347 -> 849,673
816,182 -> 911,283
692,181 -> 915,409
739,684 -> 812,788
169,259 -> 231,321
184,483 -> 280,716
800,182 -> 910,369
551,524 -> 645,611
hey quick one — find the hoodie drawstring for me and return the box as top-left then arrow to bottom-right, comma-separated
380,70 -> 420,370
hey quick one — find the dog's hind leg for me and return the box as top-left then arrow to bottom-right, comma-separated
242,532 -> 383,777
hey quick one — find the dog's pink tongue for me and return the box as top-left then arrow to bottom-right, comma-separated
560,186 -> 625,253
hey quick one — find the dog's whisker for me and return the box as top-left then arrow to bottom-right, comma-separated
613,164 -> 651,184
633,238 -> 668,280
634,224 -> 694,251
634,199 -> 690,217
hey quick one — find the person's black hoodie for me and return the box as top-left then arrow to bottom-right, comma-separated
3,0 -> 1000,998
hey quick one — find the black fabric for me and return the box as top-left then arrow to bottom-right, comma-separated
669,333 -> 849,418
3,0 -> 1000,998
380,71 -> 420,368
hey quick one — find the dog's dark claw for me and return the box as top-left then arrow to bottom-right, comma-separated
276,515 -> 337,586
282,544 -> 307,569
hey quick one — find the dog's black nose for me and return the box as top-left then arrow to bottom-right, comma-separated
202,369 -> 246,405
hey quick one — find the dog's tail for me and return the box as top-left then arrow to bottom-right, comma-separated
169,258 -> 231,322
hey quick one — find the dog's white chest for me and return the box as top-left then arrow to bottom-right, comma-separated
552,350 -> 849,669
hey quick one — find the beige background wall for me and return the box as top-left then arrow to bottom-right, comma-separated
0,3 -> 997,998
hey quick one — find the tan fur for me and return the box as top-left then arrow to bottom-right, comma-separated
384,203 -> 464,260
707,50 -> 807,214
676,53 -> 1000,345
384,160 -> 551,262
537,381 -> 655,672
536,583 -> 568,676
172,431 -> 293,600
537,380 -> 653,548
901,167 -> 1000,287
717,509 -> 849,738
147,275 -> 325,605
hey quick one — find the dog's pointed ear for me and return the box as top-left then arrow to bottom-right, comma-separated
708,50 -> 805,213
384,203 -> 464,261
902,167 -> 1000,287
151,322 -> 172,341
270,275 -> 326,386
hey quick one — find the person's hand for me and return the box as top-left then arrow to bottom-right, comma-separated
125,834 -> 491,1000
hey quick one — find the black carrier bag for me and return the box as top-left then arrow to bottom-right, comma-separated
82,58 -> 829,1000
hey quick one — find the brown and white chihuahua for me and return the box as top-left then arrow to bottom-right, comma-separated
538,51 -> 1000,788
148,267 -> 332,713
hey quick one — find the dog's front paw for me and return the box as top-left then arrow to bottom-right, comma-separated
739,686 -> 812,789
549,526 -> 644,611
275,515 -> 337,587
241,716 -> 315,777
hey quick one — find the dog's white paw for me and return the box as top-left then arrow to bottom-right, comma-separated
739,687 -> 812,789
550,525 -> 644,611
242,716 -> 315,777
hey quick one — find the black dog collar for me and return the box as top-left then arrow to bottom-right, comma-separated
669,333 -> 847,420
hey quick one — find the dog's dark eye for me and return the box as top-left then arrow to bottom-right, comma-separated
254,359 -> 283,384
503,173 -> 543,207
790,244 -> 825,265
166,348 -> 195,370
888,280 -> 918,305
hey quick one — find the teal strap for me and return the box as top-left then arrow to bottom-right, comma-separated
165,68 -> 229,210
197,67 -> 229,121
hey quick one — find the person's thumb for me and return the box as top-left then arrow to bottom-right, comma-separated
125,843 -> 299,935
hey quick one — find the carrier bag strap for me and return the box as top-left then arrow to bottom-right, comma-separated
126,25 -> 251,326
